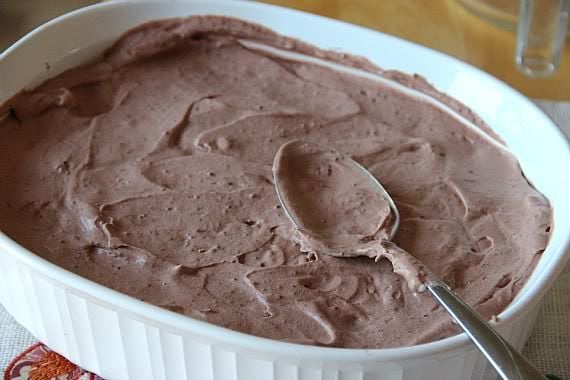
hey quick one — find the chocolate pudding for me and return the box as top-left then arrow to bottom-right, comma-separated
0,16 -> 552,348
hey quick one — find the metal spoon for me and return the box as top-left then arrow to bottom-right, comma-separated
273,140 -> 546,380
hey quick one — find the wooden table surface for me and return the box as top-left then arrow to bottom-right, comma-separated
2,0 -> 568,100
262,0 -> 570,100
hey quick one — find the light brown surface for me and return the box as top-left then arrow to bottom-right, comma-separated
0,0 -> 98,50
261,0 -> 570,100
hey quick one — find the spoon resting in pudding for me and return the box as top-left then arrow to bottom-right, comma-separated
272,139 -> 546,380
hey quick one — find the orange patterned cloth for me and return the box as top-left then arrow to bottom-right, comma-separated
4,343 -> 102,380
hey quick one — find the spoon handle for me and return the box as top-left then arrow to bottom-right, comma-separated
427,280 -> 546,380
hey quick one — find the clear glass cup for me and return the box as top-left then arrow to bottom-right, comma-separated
515,0 -> 570,77
459,0 -> 569,77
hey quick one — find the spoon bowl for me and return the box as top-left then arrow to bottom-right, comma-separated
273,139 -> 399,257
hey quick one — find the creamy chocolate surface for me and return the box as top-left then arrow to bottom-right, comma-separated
0,16 -> 552,348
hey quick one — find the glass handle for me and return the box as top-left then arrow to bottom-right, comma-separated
516,0 -> 570,77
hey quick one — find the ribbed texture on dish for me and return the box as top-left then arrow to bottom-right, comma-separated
0,248 -> 541,380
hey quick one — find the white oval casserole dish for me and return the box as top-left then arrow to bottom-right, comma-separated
0,1 -> 569,379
